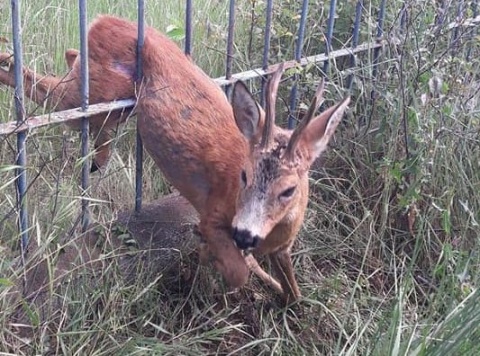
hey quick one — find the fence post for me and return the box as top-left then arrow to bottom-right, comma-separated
347,1 -> 363,90
78,0 -> 90,232
287,0 -> 309,129
366,0 -> 387,128
260,0 -> 274,108
11,0 -> 29,256
185,0 -> 192,56
135,0 -> 145,213
322,0 -> 337,75
225,0 -> 235,98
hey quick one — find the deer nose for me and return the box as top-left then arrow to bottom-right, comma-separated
232,227 -> 259,250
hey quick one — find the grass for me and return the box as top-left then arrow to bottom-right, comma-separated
1,0 -> 480,354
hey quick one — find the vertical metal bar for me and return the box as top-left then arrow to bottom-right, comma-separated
372,0 -> 386,79
399,1 -> 407,32
347,1 -> 363,90
225,0 -> 235,97
185,0 -> 192,56
466,0 -> 478,61
451,0 -> 464,51
11,0 -> 29,255
135,0 -> 145,213
322,0 -> 337,75
367,0 -> 387,128
287,0 -> 309,129
433,0 -> 447,39
260,0 -> 274,108
79,0 -> 90,232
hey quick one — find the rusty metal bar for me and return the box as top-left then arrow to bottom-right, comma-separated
0,41 -> 385,136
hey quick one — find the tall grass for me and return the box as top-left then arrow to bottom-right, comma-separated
1,0 -> 479,354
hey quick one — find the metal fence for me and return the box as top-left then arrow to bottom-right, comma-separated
0,0 -> 479,258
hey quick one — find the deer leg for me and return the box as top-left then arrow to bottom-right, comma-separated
244,254 -> 283,294
270,248 -> 301,304
90,128 -> 113,172
198,220 -> 249,289
195,226 -> 280,293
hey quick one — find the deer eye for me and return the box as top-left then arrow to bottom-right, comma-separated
279,186 -> 296,200
240,170 -> 247,187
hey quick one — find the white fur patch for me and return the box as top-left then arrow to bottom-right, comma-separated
233,198 -> 266,239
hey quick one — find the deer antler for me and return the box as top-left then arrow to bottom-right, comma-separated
284,78 -> 325,160
260,63 -> 284,149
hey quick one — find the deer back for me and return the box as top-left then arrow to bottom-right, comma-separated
135,19 -> 250,217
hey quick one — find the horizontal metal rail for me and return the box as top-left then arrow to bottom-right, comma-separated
0,99 -> 135,135
214,40 -> 384,85
0,40 -> 384,136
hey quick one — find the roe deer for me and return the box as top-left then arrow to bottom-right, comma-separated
0,40 -> 137,171
230,71 -> 350,302
132,15 -> 350,302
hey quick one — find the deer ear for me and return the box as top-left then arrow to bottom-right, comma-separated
232,81 -> 264,143
292,97 -> 350,162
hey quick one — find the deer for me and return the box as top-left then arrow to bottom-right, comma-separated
0,41 -> 137,171
2,15 -> 350,303
132,16 -> 350,302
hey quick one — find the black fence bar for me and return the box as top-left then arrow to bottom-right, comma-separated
287,0 -> 309,129
367,0 -> 386,129
260,0 -> 274,108
135,0 -> 145,213
79,0 -> 90,232
399,1 -> 407,32
225,0 -> 235,97
347,0 -> 363,90
185,0 -> 192,56
11,0 -> 29,255
466,0 -> 479,61
451,0 -> 464,51
322,0 -> 337,75
372,0 -> 386,80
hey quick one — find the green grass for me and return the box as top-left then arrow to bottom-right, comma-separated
1,0 -> 480,354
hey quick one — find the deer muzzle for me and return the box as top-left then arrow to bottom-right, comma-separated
232,227 -> 259,250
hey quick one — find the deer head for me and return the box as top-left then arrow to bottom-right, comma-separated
231,65 -> 350,251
